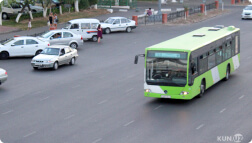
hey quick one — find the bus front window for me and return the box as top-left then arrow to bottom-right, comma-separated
146,51 -> 188,86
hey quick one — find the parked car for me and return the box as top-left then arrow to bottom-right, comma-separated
0,68 -> 8,85
1,2 -> 27,20
242,5 -> 252,19
100,17 -> 136,34
0,36 -> 50,59
38,30 -> 83,49
29,4 -> 43,13
63,18 -> 100,42
31,45 -> 78,70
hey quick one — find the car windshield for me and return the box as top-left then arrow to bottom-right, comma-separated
104,18 -> 115,24
41,31 -> 54,38
64,22 -> 71,29
41,48 -> 60,55
146,51 -> 188,86
2,38 -> 14,45
244,6 -> 252,10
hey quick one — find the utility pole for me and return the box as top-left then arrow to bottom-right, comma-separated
158,0 -> 162,14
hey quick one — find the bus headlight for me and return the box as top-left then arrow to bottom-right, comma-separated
145,89 -> 151,93
180,91 -> 189,95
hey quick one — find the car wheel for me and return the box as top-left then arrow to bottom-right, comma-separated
53,62 -> 58,70
32,10 -> 37,13
198,80 -> 205,98
126,27 -> 132,33
2,13 -> 8,20
92,36 -> 98,42
70,57 -> 75,65
105,28 -> 111,34
33,67 -> 38,70
0,52 -> 9,59
35,50 -> 43,56
70,42 -> 78,49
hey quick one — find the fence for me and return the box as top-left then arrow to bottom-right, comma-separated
167,10 -> 185,21
98,0 -> 137,8
188,6 -> 201,15
205,2 -> 216,11
138,14 -> 162,25
0,31 -> 47,44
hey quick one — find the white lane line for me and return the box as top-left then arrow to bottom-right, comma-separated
40,96 -> 50,101
124,120 -> 135,127
92,138 -> 102,143
64,114 -> 75,120
219,108 -> 226,113
23,131 -> 36,138
239,95 -> 245,99
126,88 -> 134,93
2,110 -> 13,115
154,105 -> 162,110
98,100 -> 108,105
34,91 -> 42,95
72,85 -> 81,89
196,124 -> 204,130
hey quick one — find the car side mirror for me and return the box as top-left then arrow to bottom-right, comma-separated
60,53 -> 64,56
11,44 -> 15,46
113,23 -> 116,25
50,37 -> 53,40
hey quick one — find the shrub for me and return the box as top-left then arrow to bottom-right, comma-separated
79,0 -> 89,9
89,0 -> 98,5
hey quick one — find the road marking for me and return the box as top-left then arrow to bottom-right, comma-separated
124,120 -> 135,127
64,114 -> 75,120
126,88 -> 134,93
2,110 -> 13,115
98,100 -> 108,105
23,131 -> 36,138
34,91 -> 42,95
72,85 -> 81,89
40,96 -> 50,101
239,95 -> 244,99
219,108 -> 226,113
196,124 -> 204,130
92,138 -> 102,143
154,105 -> 162,110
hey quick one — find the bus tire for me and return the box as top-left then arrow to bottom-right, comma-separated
224,65 -> 230,81
199,80 -> 205,98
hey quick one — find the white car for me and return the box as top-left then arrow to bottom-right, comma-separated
242,5 -> 252,19
0,36 -> 50,59
0,68 -> 8,85
29,4 -> 43,13
38,30 -> 83,49
31,45 -> 78,70
101,17 -> 137,34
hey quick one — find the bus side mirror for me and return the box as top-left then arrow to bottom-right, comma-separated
134,55 -> 138,64
134,54 -> 145,64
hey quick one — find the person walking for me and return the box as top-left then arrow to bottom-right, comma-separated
53,13 -> 58,29
97,24 -> 102,43
48,13 -> 53,29
27,19 -> 32,30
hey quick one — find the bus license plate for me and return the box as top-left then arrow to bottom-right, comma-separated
161,95 -> 171,98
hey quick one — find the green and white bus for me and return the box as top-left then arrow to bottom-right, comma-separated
135,26 -> 240,100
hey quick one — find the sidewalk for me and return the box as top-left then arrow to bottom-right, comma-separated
0,26 -> 20,35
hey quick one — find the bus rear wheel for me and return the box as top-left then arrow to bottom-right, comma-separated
224,65 -> 230,81
199,81 -> 205,98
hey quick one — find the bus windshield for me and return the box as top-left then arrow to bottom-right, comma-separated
146,51 -> 188,86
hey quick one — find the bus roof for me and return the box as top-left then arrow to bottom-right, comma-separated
146,26 -> 240,52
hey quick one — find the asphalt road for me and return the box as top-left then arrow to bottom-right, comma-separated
0,7 -> 252,143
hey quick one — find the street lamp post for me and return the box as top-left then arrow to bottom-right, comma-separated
158,0 -> 162,14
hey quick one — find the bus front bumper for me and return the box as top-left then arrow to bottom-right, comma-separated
144,92 -> 193,100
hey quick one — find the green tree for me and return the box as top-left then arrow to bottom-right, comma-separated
79,0 -> 89,9
37,0 -> 51,17
0,0 -> 3,25
88,0 -> 97,5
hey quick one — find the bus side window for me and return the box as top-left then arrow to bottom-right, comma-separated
199,53 -> 208,74
208,49 -> 216,69
235,36 -> 239,54
191,57 -> 198,75
216,46 -> 222,65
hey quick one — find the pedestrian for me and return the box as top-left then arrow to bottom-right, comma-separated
54,13 -> 58,29
147,8 -> 152,16
48,13 -> 53,29
97,24 -> 102,43
27,18 -> 32,30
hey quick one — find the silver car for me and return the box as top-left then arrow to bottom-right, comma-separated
38,30 -> 83,49
31,45 -> 78,70
0,68 -> 8,85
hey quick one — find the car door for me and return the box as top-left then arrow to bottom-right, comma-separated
80,23 -> 91,39
69,23 -> 81,36
49,32 -> 63,45
62,32 -> 73,45
120,18 -> 128,31
64,47 -> 72,63
111,19 -> 121,32
58,48 -> 67,65
8,40 -> 25,56
25,39 -> 39,55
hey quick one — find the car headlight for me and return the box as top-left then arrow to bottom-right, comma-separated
31,60 -> 36,63
180,91 -> 189,95
44,60 -> 53,63
145,89 -> 151,93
